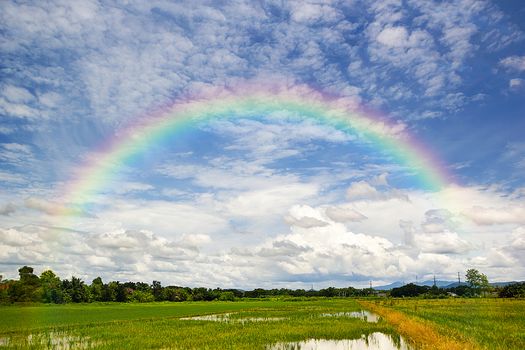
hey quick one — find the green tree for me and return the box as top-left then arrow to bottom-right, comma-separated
9,266 -> 41,302
152,280 -> 163,301
499,282 -> 525,298
465,269 -> 490,296
130,290 -> 155,303
218,291 -> 235,301
90,277 -> 104,302
0,275 -> 12,304
40,270 -> 64,303
62,276 -> 90,303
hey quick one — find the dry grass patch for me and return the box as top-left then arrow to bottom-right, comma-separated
359,300 -> 479,350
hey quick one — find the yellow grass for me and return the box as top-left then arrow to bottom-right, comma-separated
359,300 -> 479,350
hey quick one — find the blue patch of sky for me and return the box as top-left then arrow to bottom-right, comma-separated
104,113 -> 438,201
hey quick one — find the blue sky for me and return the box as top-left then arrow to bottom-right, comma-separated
0,0 -> 524,288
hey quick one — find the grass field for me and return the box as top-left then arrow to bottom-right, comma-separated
0,299 -> 400,349
361,298 -> 525,350
0,298 -> 524,349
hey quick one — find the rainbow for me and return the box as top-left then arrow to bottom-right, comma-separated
55,82 -> 452,217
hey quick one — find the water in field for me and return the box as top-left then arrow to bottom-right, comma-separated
321,310 -> 381,323
0,332 -> 100,349
268,332 -> 413,350
180,312 -> 233,321
180,312 -> 285,323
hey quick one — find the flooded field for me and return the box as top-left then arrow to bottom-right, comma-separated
269,332 -> 413,350
5,298 -> 520,349
0,332 -> 100,350
180,312 -> 285,323
321,310 -> 381,323
0,299 -> 404,349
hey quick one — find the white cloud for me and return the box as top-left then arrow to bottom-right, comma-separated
509,78 -> 524,90
500,55 -> 525,72
346,180 -> 408,202
225,183 -> 319,218
112,182 -> 154,195
289,2 -> 342,24
23,197 -> 94,218
2,182 -> 525,287
2,85 -> 33,103
325,206 -> 367,223
0,143 -> 36,170
510,227 -> 525,250
0,203 -> 16,216
414,232 -> 471,254
376,26 -> 409,47
462,206 -> 525,226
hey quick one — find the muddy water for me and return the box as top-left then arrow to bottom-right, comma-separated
321,310 -> 381,323
268,332 -> 413,350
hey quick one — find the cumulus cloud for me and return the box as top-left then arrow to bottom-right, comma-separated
285,215 -> 328,228
3,182 -> 525,286
462,206 -> 525,226
414,232 -> 471,254
284,205 -> 329,228
421,209 -> 456,233
325,206 -> 367,223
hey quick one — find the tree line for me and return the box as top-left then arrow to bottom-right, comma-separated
1,266 -> 523,304
0,266 -> 376,304
390,269 -> 525,298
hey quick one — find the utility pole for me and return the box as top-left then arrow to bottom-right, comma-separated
369,281 -> 372,290
458,272 -> 461,285
416,274 -> 418,284
433,274 -> 436,287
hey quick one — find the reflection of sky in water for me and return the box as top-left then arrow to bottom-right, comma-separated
180,313 -> 285,323
269,332 -> 413,350
1,332 -> 100,350
321,310 -> 381,323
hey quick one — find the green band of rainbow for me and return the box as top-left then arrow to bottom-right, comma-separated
56,83 -> 452,217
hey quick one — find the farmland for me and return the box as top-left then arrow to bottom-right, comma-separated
0,298 -> 524,349
361,298 -> 525,350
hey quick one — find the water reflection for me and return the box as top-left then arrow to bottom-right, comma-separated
321,310 -> 381,323
0,332 -> 99,349
180,313 -> 285,323
269,332 -> 413,350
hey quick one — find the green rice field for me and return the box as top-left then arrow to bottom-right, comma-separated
0,299 -> 400,349
374,298 -> 525,350
0,298 -> 524,349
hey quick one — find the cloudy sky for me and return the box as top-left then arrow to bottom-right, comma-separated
1,0 -> 524,289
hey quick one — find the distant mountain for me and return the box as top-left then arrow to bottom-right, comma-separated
373,281 -> 405,290
374,280 -> 456,290
374,280 -> 522,290
442,282 -> 468,288
490,281 -> 521,287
